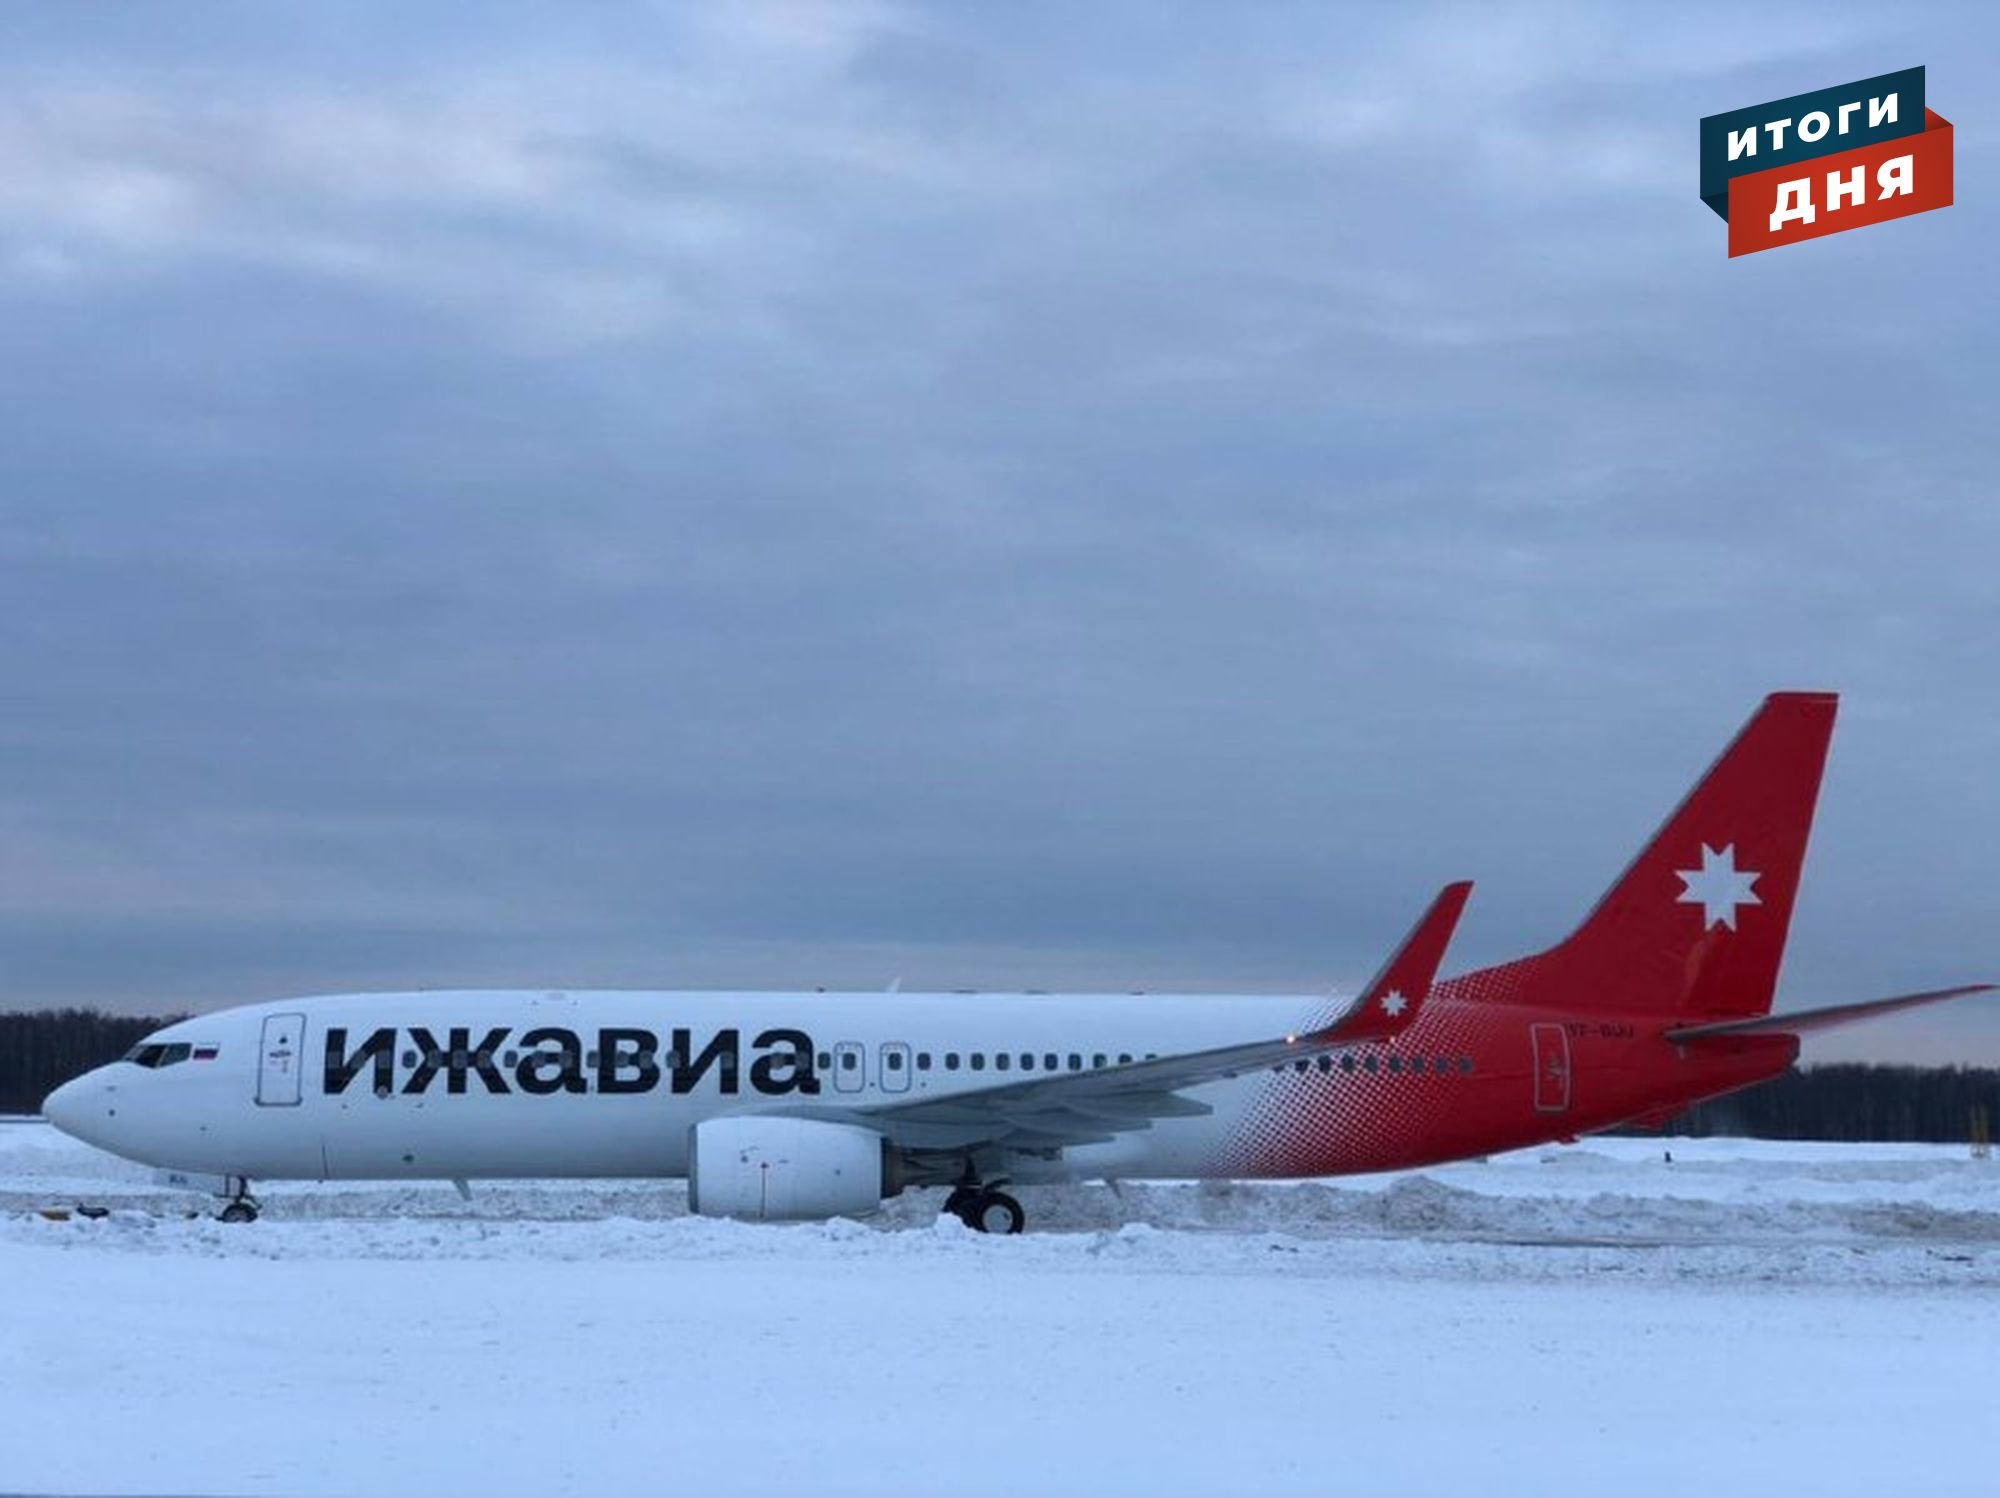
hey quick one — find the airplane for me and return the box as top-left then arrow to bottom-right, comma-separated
42,691 -> 1993,1232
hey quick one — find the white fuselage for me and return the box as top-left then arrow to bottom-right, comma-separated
44,989 -> 1327,1185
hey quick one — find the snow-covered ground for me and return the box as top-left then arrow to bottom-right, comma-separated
3,1121 -> 1997,1496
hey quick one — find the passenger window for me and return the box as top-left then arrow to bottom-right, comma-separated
1408,1056 -> 1424,1074
1435,1057 -> 1448,1075
503,1050 -> 519,1068
817,1052 -> 831,1070
1294,1059 -> 1308,1073
402,1050 -> 417,1068
1117,1053 -> 1133,1065
945,1053 -> 960,1071
1364,1055 -> 1379,1073
1093,1053 -> 1107,1068
1068,1053 -> 1081,1070
886,1051 -> 904,1071
1020,1053 -> 1034,1070
1316,1055 -> 1331,1072
917,1053 -> 932,1070
996,1054 -> 1011,1071
586,1051 -> 600,1068
1341,1054 -> 1356,1072
1044,1053 -> 1058,1071
970,1054 -> 986,1071
841,1051 -> 858,1071
1388,1056 -> 1402,1073
1459,1057 -> 1474,1074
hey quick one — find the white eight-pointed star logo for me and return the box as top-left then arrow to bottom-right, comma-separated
1380,989 -> 1408,1018
1674,843 -> 1762,930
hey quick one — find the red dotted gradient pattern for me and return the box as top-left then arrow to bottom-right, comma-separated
1208,957 -> 1548,1178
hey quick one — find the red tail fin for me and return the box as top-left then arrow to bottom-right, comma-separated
1540,692 -> 1837,1022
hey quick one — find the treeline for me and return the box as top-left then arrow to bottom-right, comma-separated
1625,1064 -> 2000,1143
0,1008 -> 188,1115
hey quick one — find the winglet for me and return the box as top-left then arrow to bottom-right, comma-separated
1315,881 -> 1473,1046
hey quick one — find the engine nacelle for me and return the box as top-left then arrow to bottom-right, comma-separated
686,1116 -> 898,1222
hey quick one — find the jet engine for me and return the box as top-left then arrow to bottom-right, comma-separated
686,1116 -> 900,1221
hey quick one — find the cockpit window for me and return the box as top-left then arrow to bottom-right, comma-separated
122,1042 -> 193,1069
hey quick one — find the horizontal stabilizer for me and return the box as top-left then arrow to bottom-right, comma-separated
1664,984 -> 1995,1043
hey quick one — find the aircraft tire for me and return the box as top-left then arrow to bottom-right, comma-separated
218,1201 -> 259,1224
968,1189 -> 1024,1235
942,1185 -> 980,1219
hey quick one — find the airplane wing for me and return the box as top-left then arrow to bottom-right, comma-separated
1663,984 -> 1995,1043
837,881 -> 1472,1155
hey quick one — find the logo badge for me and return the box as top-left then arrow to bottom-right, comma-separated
1675,843 -> 1762,931
1700,67 -> 1952,256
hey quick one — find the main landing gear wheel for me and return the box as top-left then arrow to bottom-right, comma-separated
943,1185 -> 980,1219
962,1189 -> 1025,1235
217,1177 -> 261,1223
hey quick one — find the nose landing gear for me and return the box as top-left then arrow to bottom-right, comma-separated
942,1178 -> 1025,1235
216,1177 -> 261,1224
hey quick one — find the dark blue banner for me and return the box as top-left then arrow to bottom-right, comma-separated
1700,66 -> 1924,219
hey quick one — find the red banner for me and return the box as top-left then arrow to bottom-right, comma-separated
1727,109 -> 1952,257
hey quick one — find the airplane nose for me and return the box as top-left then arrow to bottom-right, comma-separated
43,1076 -> 86,1133
43,1073 -> 107,1141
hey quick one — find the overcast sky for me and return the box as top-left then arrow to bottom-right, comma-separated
1,2 -> 1994,1061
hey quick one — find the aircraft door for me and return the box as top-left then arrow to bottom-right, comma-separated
256,1013 -> 307,1106
832,1041 -> 866,1094
1530,1023 -> 1571,1113
879,1041 -> 911,1094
